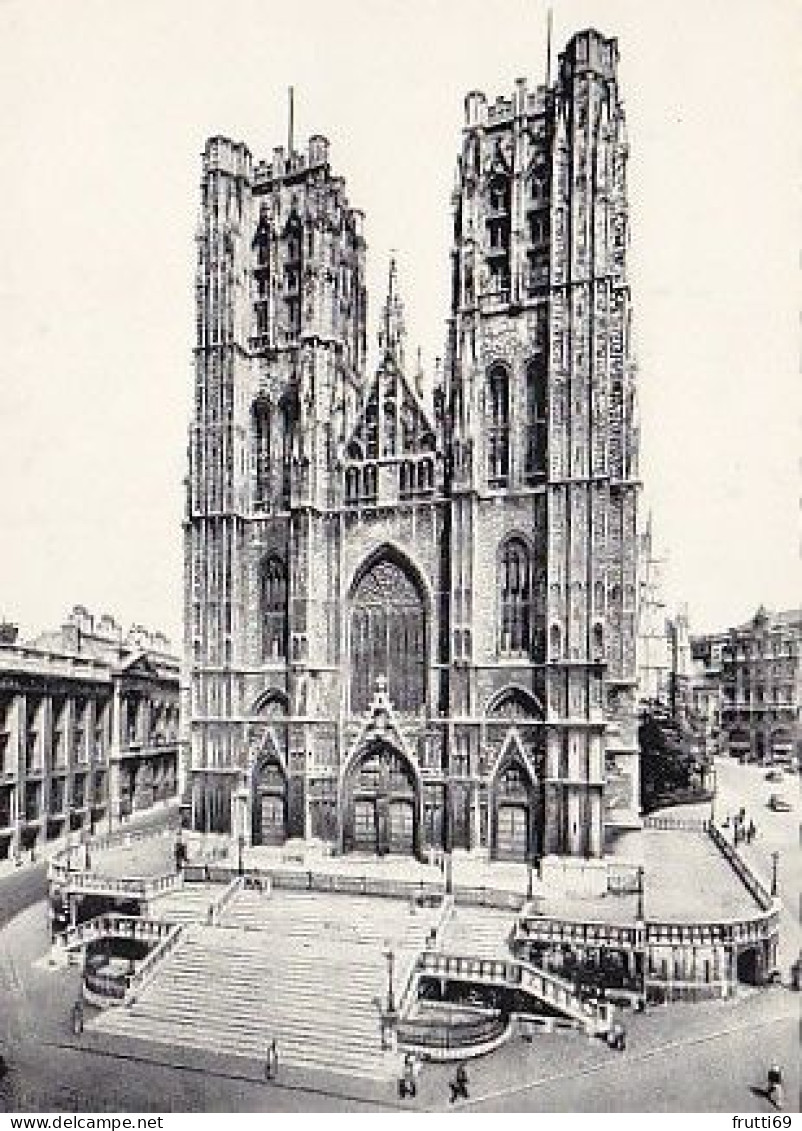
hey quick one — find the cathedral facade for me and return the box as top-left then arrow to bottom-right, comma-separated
185,28 -> 641,863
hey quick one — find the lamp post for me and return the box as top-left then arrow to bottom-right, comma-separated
384,947 -> 396,1015
771,851 -> 780,898
635,865 -> 645,923
238,833 -> 245,877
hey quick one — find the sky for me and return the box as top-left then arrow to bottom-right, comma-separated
0,0 -> 798,646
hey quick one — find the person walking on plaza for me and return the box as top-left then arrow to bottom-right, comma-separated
766,1063 -> 784,1109
399,1052 -> 418,1099
449,1061 -> 469,1103
265,1038 -> 278,1081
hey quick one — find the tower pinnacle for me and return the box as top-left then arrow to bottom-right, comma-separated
378,256 -> 406,370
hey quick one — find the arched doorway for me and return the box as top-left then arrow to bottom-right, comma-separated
348,552 -> 426,716
342,741 -> 419,857
490,751 -> 539,863
252,757 -> 287,846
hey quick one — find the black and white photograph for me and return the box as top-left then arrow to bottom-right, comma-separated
0,0 -> 798,1117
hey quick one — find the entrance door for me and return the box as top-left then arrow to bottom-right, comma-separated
496,804 -> 529,861
343,743 -> 418,856
388,800 -> 414,853
259,795 -> 286,845
252,757 -> 287,846
353,799 -> 377,852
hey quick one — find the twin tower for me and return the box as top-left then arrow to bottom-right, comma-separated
184,28 -> 641,868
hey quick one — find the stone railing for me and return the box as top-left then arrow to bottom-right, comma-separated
516,906 -> 779,953
707,822 -> 773,911
516,916 -> 643,951
643,816 -> 708,832
124,922 -> 185,1005
411,950 -> 613,1036
52,868 -> 182,902
212,874 -> 245,923
68,913 -> 183,1007
396,1010 -> 509,1060
262,868 -> 444,904
65,912 -> 177,951
645,907 -> 779,949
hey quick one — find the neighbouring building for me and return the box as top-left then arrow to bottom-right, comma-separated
185,27 -> 641,863
692,607 -> 801,766
0,606 -> 180,861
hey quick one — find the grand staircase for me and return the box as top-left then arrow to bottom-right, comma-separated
92,890 -> 441,1080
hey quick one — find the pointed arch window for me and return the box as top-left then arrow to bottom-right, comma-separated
280,394 -> 295,508
486,174 -> 511,299
349,556 -> 426,715
525,358 -> 548,482
487,365 -> 510,486
253,221 -> 271,340
260,557 -> 287,661
499,538 -> 534,656
253,399 -> 271,509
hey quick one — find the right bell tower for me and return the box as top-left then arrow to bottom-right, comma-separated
445,27 -> 641,859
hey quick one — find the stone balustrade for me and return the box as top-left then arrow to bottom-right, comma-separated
412,950 -> 613,1036
396,1010 -> 509,1060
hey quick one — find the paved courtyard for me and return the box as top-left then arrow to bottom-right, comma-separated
84,831 -> 226,880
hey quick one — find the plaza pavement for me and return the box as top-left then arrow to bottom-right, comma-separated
237,823 -> 764,926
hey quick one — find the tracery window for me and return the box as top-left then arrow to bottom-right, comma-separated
487,365 -> 510,486
499,538 -> 534,657
260,556 -> 287,661
524,358 -> 548,481
349,557 -> 426,715
253,399 -> 271,508
486,176 -> 511,299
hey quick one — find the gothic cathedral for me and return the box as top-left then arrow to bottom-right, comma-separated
185,28 -> 641,864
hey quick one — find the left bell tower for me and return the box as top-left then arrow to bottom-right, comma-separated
186,128 -> 368,840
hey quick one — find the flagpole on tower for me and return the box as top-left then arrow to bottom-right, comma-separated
546,7 -> 553,86
288,86 -> 295,155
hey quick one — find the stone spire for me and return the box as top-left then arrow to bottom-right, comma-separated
378,257 -> 405,371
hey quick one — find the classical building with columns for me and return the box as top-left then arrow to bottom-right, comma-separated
0,607 -> 180,861
185,27 -> 641,862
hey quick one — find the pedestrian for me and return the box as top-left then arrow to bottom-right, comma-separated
449,1061 -> 469,1103
399,1052 -> 418,1099
265,1038 -> 278,1080
747,820 -> 756,844
766,1063 -> 784,1109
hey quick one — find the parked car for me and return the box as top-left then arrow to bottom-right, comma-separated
768,794 -> 792,812
766,770 -> 784,783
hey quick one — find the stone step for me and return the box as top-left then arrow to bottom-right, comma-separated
144,978 -> 382,1015
95,892 -> 438,1082
95,1011 -> 399,1079
115,1001 -> 381,1044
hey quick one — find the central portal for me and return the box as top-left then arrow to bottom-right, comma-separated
342,741 -> 419,857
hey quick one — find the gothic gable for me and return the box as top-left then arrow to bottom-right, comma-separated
344,361 -> 436,464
